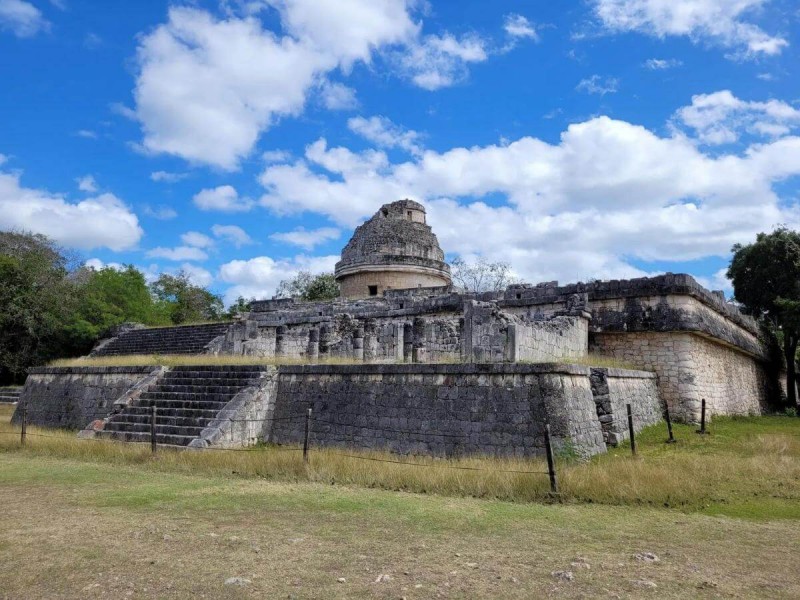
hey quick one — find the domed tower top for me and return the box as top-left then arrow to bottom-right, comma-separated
335,199 -> 452,298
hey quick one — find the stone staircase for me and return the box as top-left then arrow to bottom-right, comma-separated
93,323 -> 232,356
96,366 -> 270,446
0,386 -> 22,404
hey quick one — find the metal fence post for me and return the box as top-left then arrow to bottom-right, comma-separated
627,404 -> 636,455
664,403 -> 676,444
20,400 -> 27,446
150,404 -> 157,453
543,423 -> 558,494
303,408 -> 312,464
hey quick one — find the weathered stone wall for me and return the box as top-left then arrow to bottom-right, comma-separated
591,332 -> 769,422
12,366 -> 159,429
514,316 -> 588,362
338,269 -> 451,299
590,368 -> 661,446
269,363 -> 607,458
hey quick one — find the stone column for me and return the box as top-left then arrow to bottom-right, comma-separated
307,327 -> 319,362
319,323 -> 332,358
412,317 -> 427,363
275,325 -> 286,358
353,325 -> 365,362
403,323 -> 413,363
363,319 -> 377,362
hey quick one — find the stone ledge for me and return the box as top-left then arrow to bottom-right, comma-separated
28,366 -> 159,375
595,367 -> 657,379
277,362 -> 591,376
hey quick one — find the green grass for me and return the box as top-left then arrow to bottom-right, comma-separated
2,405 -> 798,519
1,453 -> 799,599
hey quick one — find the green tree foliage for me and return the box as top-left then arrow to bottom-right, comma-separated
0,232 -> 230,382
0,232 -> 80,382
65,265 -> 172,350
150,271 -> 224,324
224,296 -> 253,320
276,272 -> 340,301
728,227 -> 800,413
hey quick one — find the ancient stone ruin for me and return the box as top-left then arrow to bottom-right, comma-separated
15,199 -> 779,458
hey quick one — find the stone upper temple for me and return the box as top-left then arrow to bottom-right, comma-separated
334,199 -> 452,298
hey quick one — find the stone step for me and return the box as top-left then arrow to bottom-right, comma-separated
125,406 -> 222,419
150,385 -> 247,396
134,399 -> 229,411
159,376 -> 262,386
93,323 -> 232,357
138,391 -> 241,403
95,430 -> 196,446
104,421 -> 205,435
114,413 -> 218,427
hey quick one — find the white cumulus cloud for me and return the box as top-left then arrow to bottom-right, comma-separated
219,253 -> 338,303
270,226 -> 341,250
146,246 -> 208,261
256,108 -> 800,285
593,0 -> 788,58
0,170 -> 143,251
193,185 -> 254,212
76,175 -> 98,193
181,231 -> 215,249
674,90 -> 800,144
211,224 -> 254,248
347,115 -> 422,155
132,2 -> 417,170
0,0 -> 48,37
576,74 -> 619,95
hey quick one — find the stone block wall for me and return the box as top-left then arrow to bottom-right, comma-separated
514,316 -> 588,362
269,363 -> 607,458
12,366 -> 159,429
591,331 -> 770,422
590,368 -> 661,446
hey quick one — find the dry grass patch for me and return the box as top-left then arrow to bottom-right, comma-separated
48,354 -> 376,368
2,405 -> 799,517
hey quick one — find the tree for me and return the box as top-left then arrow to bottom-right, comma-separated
225,296 -> 253,320
0,231 -> 79,383
727,227 -> 800,413
65,265 -> 172,350
275,271 -> 339,301
449,256 -> 518,293
150,271 -> 224,324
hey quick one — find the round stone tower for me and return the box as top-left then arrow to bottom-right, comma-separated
335,199 -> 452,299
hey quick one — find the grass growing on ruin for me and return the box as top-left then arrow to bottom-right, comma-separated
50,352 -> 639,369
2,404 -> 799,519
48,354 -> 375,368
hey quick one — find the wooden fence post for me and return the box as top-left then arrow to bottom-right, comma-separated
543,423 -> 558,494
627,404 -> 636,455
303,408 -> 312,464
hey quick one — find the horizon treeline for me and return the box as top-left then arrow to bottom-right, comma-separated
0,230 -> 247,384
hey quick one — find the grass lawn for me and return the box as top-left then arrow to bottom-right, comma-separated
1,405 -> 800,598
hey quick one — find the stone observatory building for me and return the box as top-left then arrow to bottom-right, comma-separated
334,199 -> 452,298
15,198 -> 787,460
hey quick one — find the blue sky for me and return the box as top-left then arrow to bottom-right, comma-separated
1,0 -> 799,303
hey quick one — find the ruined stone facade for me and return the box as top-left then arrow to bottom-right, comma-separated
85,200 -> 777,428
